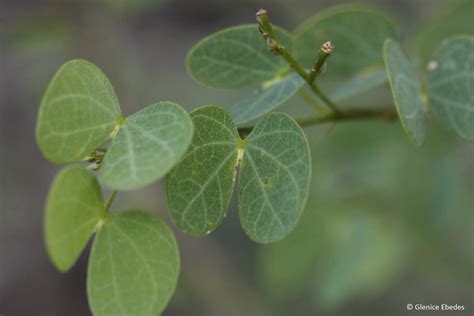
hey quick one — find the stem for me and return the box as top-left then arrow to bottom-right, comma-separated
278,48 -> 310,81
256,9 -> 342,113
238,107 -> 397,138
296,108 -> 397,127
104,190 -> 118,212
280,48 -> 341,113
308,41 -> 334,83
251,10 -> 398,138
256,9 -> 275,39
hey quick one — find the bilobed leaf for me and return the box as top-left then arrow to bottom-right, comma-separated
384,38 -> 426,146
165,105 -> 239,236
426,36 -> 474,141
87,211 -> 179,316
239,112 -> 311,243
187,24 -> 292,89
166,106 -> 311,243
415,0 -> 474,64
294,5 -> 398,77
36,59 -> 121,163
100,102 -> 193,190
45,165 -> 103,272
230,72 -> 305,124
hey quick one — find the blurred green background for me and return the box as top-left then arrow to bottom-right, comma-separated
0,0 -> 472,315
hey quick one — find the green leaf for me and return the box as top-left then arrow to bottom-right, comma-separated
36,59 -> 121,163
426,35 -> 474,141
87,211 -> 179,316
100,102 -> 193,190
384,38 -> 426,146
230,73 -> 305,124
239,112 -> 311,243
415,0 -> 474,64
329,68 -> 387,102
294,5 -> 398,77
44,165 -> 103,272
165,105 -> 239,236
166,106 -> 311,243
186,24 -> 291,89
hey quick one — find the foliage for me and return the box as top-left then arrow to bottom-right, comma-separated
426,36 -> 474,140
414,0 -> 474,63
99,102 -> 193,190
87,211 -> 179,316
383,38 -> 426,145
36,59 -> 121,164
293,5 -> 398,77
44,165 -> 104,272
186,24 -> 292,89
229,73 -> 305,124
35,2 -> 472,314
165,106 -> 310,243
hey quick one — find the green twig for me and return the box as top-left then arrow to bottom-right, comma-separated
256,9 -> 342,113
296,108 -> 398,127
238,107 -> 397,138
308,41 -> 335,83
256,8 -> 275,39
250,9 -> 398,139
